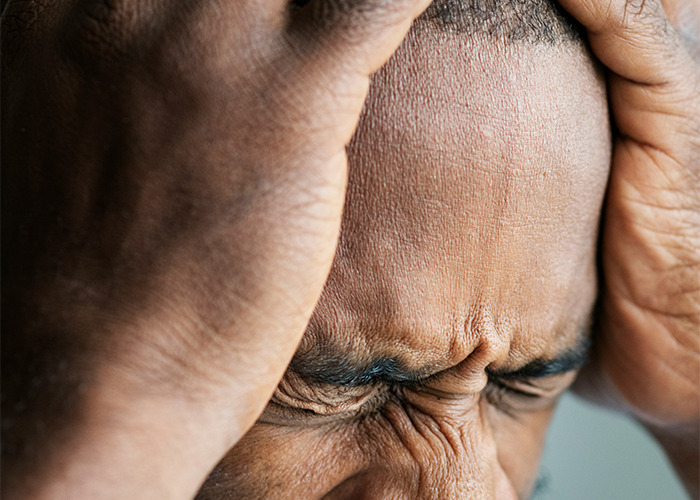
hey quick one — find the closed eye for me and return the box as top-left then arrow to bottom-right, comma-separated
487,376 -> 542,399
483,369 -> 580,417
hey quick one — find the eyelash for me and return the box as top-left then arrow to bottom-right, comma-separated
487,377 -> 541,399
268,371 -> 558,424
482,377 -> 565,418
399,369 -> 544,403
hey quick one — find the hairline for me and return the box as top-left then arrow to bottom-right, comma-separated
417,0 -> 584,45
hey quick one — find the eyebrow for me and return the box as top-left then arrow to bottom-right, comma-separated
290,354 -> 429,387
485,334 -> 591,380
291,331 -> 591,388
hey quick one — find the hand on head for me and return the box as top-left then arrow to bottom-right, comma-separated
2,0 -> 698,498
2,1 -> 430,497
561,0 -> 700,492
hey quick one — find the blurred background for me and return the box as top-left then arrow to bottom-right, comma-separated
537,393 -> 688,500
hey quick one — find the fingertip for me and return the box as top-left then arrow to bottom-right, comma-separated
558,0 -> 691,84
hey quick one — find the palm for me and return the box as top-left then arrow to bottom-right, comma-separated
560,0 -> 700,434
597,129 -> 700,426
556,0 -> 700,485
1,1 -> 432,497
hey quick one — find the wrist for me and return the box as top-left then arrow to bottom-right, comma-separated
4,370 -> 237,500
2,299 -> 238,500
646,421 -> 700,500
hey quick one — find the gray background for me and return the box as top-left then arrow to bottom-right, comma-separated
537,393 -> 688,500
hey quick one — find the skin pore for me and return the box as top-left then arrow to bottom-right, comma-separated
196,5 -> 611,500
2,0 -> 698,497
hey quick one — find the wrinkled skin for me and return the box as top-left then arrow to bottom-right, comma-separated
2,0 -> 699,499
197,22 -> 611,499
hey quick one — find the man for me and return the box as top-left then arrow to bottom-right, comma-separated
2,0 -> 698,498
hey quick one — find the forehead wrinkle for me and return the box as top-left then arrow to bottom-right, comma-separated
297,281 -> 596,387
296,15 -> 609,393
290,319 -> 593,388
300,268 -> 467,372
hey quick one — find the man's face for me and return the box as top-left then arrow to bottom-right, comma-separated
198,6 -> 611,499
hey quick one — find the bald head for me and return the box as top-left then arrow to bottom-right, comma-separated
198,5 -> 612,499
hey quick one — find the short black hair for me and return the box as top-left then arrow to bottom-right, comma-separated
419,0 -> 584,44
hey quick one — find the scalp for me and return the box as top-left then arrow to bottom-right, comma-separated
419,0 -> 584,43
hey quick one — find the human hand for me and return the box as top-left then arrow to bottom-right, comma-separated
1,0 -> 430,498
558,0 -> 700,494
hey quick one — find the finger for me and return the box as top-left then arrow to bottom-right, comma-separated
559,0 -> 700,161
556,0 -> 696,85
660,0 -> 700,42
288,0 -> 432,73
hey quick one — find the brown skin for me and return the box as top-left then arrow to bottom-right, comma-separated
2,0 -> 699,499
559,0 -> 700,494
2,0 -> 432,497
196,22 -> 611,499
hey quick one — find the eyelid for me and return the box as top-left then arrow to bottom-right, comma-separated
483,380 -> 567,418
265,371 -> 390,423
487,377 -> 542,398
405,362 -> 491,397
486,369 -> 579,403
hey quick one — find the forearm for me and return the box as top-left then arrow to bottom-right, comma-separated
4,392 -> 225,500
1,309 -> 229,500
2,240 -> 323,499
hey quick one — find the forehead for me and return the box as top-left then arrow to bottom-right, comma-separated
295,25 -> 610,375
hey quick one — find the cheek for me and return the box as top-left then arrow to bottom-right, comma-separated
196,424 -> 363,499
196,399 -> 552,499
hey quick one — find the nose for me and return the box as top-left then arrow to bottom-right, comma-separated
323,402 -> 519,500
323,462 -> 518,500
323,456 -> 517,500
493,460 -> 519,500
